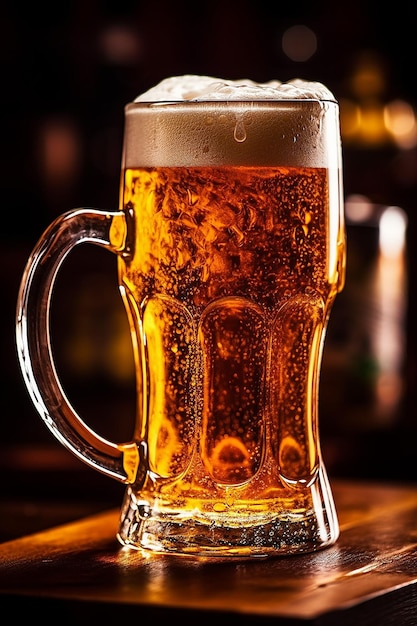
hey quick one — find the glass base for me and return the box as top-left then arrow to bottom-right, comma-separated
117,470 -> 339,558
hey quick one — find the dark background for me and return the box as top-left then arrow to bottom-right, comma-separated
1,0 -> 417,511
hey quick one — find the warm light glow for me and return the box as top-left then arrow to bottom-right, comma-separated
341,52 -> 417,149
345,194 -> 374,223
379,205 -> 407,259
373,205 -> 407,420
384,100 -> 415,135
339,99 -> 361,139
98,24 -> 142,65
350,53 -> 386,98
384,100 -> 417,148
340,98 -> 417,149
339,98 -> 389,146
281,25 -> 317,62
358,102 -> 387,145
38,117 -> 81,186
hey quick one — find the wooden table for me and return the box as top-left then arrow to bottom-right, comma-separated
1,480 -> 417,624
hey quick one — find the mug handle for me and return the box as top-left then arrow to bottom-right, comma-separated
16,207 -> 139,484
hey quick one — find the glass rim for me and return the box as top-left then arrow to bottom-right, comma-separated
125,98 -> 338,110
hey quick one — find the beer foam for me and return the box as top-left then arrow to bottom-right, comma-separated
134,75 -> 336,103
124,75 -> 341,168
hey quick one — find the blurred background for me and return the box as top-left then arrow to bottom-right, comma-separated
1,0 -> 417,526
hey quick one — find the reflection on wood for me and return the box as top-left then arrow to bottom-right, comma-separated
0,480 -> 417,624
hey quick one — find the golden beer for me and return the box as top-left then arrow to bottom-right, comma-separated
117,160 -> 344,553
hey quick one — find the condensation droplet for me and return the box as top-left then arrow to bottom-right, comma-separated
234,115 -> 247,142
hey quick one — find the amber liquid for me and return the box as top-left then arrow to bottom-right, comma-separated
118,165 -> 343,553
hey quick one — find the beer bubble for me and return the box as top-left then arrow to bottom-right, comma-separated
187,188 -> 199,206
225,492 -> 235,507
293,224 -> 306,246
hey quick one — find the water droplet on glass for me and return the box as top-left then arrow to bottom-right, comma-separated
234,115 -> 247,142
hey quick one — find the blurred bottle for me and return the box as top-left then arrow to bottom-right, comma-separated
321,194 -> 408,440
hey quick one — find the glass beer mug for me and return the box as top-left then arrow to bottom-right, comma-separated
16,75 -> 346,557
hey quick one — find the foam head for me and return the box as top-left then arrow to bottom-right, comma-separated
123,75 -> 341,168
133,74 -> 336,103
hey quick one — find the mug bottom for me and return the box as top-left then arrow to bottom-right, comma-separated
116,468 -> 339,558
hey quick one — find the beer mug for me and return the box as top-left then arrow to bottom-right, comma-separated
16,75 -> 346,557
